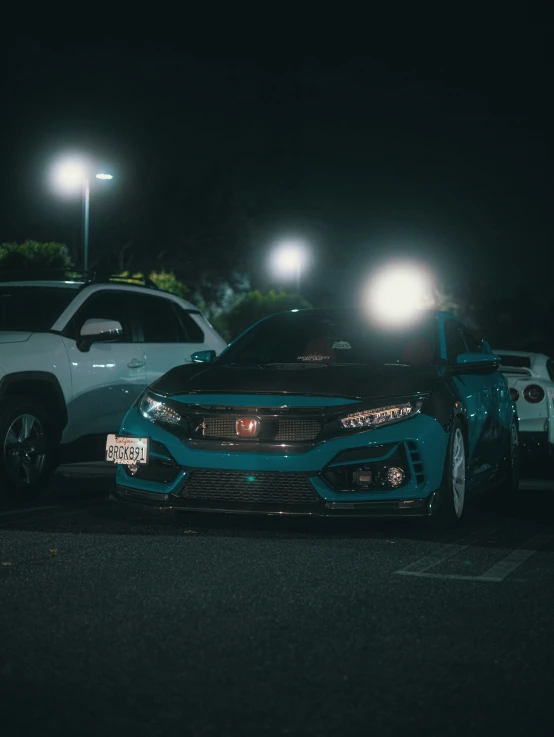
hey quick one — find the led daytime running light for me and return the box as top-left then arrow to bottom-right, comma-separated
139,392 -> 181,425
340,401 -> 420,430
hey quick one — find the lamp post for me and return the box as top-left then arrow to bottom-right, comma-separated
52,157 -> 113,270
367,263 -> 433,324
270,241 -> 308,292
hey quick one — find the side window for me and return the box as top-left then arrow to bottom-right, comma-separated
131,294 -> 188,343
461,328 -> 482,353
547,359 -> 554,382
177,310 -> 205,344
444,320 -> 467,362
67,291 -> 129,342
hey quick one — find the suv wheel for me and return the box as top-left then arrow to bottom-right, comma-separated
0,396 -> 57,501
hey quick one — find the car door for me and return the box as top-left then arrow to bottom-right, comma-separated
61,290 -> 148,444
128,292 -> 208,386
444,319 -> 494,479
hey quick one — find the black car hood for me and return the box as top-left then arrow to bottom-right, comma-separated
152,362 -> 443,402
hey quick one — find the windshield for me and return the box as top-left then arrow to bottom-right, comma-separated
221,310 -> 438,367
0,286 -> 77,332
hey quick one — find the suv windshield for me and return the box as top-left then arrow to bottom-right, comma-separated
221,310 -> 438,367
0,286 -> 78,332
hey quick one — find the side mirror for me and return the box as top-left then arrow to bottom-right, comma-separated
78,318 -> 123,352
453,352 -> 500,375
191,349 -> 216,364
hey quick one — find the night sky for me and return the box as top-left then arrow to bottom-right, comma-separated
2,33 -> 553,305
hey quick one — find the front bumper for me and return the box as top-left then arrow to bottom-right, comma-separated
112,409 -> 449,517
112,485 -> 435,517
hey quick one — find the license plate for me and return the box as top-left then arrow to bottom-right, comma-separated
105,435 -> 149,465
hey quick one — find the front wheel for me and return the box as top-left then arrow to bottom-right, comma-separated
431,419 -> 467,526
0,396 -> 58,502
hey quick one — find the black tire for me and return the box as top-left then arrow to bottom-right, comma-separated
430,417 -> 468,527
0,396 -> 59,502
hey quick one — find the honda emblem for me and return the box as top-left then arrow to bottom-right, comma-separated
236,418 -> 260,438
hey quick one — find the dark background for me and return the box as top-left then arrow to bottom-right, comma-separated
1,32 -> 553,323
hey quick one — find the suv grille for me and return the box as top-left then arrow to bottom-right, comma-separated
201,416 -> 322,442
180,470 -> 320,505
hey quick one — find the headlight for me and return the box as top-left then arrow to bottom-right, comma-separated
139,391 -> 181,425
340,400 -> 423,430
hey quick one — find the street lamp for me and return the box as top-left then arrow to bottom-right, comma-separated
51,156 -> 113,270
367,263 -> 433,324
270,240 -> 309,292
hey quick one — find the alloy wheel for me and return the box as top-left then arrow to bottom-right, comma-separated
3,413 -> 47,486
452,427 -> 466,518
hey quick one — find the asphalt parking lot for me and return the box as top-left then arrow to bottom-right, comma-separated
1,461 -> 553,736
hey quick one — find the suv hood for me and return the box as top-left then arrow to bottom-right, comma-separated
0,331 -> 33,344
152,362 -> 442,403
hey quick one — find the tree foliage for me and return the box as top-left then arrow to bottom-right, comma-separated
149,271 -> 189,298
191,271 -> 250,320
0,240 -> 71,271
112,271 -> 189,299
219,289 -> 312,342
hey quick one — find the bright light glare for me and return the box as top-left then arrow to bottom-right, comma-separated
96,173 -> 113,180
51,156 -> 88,194
368,264 -> 433,324
270,241 -> 308,277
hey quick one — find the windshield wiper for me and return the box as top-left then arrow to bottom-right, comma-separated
262,362 -> 328,370
224,361 -> 264,368
327,362 -> 413,367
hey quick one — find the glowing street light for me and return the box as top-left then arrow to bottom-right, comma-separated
270,240 -> 309,292
367,263 -> 433,324
51,156 -> 114,270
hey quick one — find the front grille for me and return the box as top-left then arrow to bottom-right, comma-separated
202,416 -> 237,437
200,416 -> 322,442
180,470 -> 320,505
274,419 -> 321,441
202,415 -> 321,442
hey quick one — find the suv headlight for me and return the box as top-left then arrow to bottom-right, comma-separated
139,390 -> 181,426
340,399 -> 424,430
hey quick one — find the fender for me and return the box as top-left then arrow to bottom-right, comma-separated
0,371 -> 68,428
421,378 -> 461,432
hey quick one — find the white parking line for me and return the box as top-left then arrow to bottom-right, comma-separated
395,571 -> 487,581
0,501 -> 113,528
479,531 -> 554,582
395,528 -> 554,582
0,505 -> 58,519
394,524 -> 500,575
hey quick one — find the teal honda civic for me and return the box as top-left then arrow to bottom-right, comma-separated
107,308 -> 519,524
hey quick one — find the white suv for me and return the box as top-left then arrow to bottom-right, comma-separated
0,272 -> 227,499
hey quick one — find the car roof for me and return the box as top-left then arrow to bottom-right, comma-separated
0,279 -> 200,309
0,280 -> 83,289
